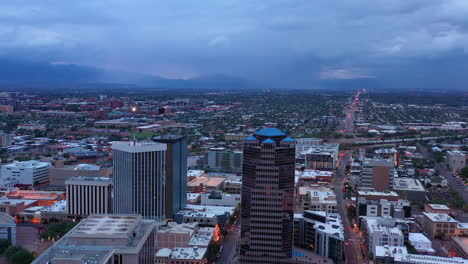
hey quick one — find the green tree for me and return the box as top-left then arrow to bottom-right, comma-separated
0,239 -> 11,254
9,248 -> 35,264
461,167 -> 468,179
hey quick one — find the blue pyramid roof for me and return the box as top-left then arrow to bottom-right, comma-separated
244,136 -> 258,141
254,128 -> 286,137
262,138 -> 276,144
281,137 -> 296,142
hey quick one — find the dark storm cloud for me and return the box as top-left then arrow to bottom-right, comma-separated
1,0 -> 468,87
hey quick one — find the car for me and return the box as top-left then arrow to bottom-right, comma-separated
345,243 -> 349,246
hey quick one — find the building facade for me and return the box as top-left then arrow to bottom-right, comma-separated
240,128 -> 296,264
33,214 -> 157,264
154,135 -> 188,220
360,158 -> 395,191
66,176 -> 113,218
0,160 -> 51,186
113,141 -> 167,221
205,147 -> 243,173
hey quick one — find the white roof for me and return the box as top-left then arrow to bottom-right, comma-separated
3,160 -> 51,169
408,233 -> 431,243
187,170 -> 205,177
427,204 -> 450,210
41,200 -> 67,213
170,247 -> 207,260
156,248 -> 172,257
423,213 -> 458,223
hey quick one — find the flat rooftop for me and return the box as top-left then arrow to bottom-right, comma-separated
170,247 -> 207,260
423,212 -> 458,223
112,141 -> 167,153
427,204 -> 451,210
70,215 -> 141,238
187,177 -> 225,188
65,176 -> 112,186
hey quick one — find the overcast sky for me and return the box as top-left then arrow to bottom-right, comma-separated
1,0 -> 468,88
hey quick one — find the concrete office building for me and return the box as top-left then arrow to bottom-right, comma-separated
422,213 -> 458,238
361,217 -> 404,254
0,160 -> 51,186
205,147 -> 243,173
240,128 -> 296,264
66,176 -> 113,218
49,163 -> 111,189
154,135 -> 188,220
33,214 -> 157,264
301,143 -> 339,171
293,211 -> 345,264
295,138 -> 323,156
360,158 -> 395,191
113,141 -> 167,221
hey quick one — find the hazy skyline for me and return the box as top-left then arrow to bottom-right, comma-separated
1,0 -> 468,89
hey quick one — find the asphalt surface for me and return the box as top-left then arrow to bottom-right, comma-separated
217,221 -> 240,264
333,151 -> 367,264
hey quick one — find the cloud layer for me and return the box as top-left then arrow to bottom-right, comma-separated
1,0 -> 468,88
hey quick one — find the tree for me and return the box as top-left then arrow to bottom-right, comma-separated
461,167 -> 468,179
10,248 -> 35,264
108,134 -> 122,141
0,239 -> 11,254
347,206 -> 357,221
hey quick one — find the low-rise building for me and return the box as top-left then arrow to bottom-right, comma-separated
424,204 -> 456,215
295,187 -> 337,213
0,212 -> 16,245
174,205 -> 234,227
408,233 -> 435,254
375,245 -> 468,264
422,212 -> 458,238
393,177 -> 426,201
169,247 -> 207,264
361,217 -> 405,254
357,198 -> 411,218
200,191 -> 240,207
357,190 -> 400,201
187,177 -> 225,193
33,214 -> 157,264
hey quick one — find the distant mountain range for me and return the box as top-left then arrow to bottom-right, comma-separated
0,55 -> 467,91
0,58 -> 252,90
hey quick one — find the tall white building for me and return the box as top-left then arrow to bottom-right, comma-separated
66,176 -> 113,218
0,160 -> 51,186
112,141 -> 167,221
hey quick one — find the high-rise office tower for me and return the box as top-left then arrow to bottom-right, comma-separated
240,128 -> 296,264
153,135 -> 188,219
112,141 -> 167,221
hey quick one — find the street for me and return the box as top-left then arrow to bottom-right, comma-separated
333,150 -> 367,264
217,221 -> 240,264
